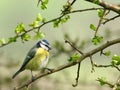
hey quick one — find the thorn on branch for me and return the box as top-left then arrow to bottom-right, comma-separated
72,62 -> 81,87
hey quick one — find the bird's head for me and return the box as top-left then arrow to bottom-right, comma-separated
37,39 -> 51,51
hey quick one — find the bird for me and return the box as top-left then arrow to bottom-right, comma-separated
12,39 -> 51,79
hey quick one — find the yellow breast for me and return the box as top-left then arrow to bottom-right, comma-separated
25,48 -> 49,71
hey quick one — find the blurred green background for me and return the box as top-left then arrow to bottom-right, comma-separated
0,0 -> 120,90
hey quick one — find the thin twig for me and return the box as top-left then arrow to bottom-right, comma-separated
37,0 -> 42,7
114,65 -> 120,72
112,75 -> 120,90
72,62 -> 81,87
90,56 -> 95,73
71,8 -> 103,13
65,40 -> 84,55
103,14 -> 120,24
94,63 -> 120,72
96,79 -> 114,87
62,0 -> 77,14
94,63 -> 112,68
94,9 -> 106,37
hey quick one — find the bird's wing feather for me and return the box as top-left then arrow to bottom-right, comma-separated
19,46 -> 37,71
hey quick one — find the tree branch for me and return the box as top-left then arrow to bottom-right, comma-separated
90,55 -> 95,72
103,14 -> 120,24
94,63 -> 120,72
0,7 -> 102,48
65,40 -> 84,55
112,75 -> 120,90
14,38 -> 120,90
94,9 -> 106,37
72,62 -> 81,87
85,0 -> 120,14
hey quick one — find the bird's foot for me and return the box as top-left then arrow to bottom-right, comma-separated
31,75 -> 35,81
44,68 -> 54,73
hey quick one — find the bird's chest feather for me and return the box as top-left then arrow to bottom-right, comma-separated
26,48 -> 49,70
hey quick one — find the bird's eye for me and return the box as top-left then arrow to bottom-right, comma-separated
45,44 -> 48,47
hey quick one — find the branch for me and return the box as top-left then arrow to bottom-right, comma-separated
85,0 -> 120,14
112,75 -> 120,90
97,75 -> 120,89
72,62 -> 81,87
94,9 -> 106,37
90,56 -> 95,72
61,0 -> 77,14
114,65 -> 120,72
94,63 -> 112,68
65,40 -> 84,55
14,38 -> 120,90
103,14 -> 120,24
0,7 -> 102,48
71,7 -> 103,13
97,78 -> 114,88
0,14 -> 64,48
94,63 -> 120,72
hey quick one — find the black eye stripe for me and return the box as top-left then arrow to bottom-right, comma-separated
42,43 -> 48,47
45,45 -> 49,47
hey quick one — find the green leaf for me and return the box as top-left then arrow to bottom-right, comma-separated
41,18 -> 46,23
29,21 -> 39,28
68,53 -> 80,62
111,55 -> 120,65
97,77 -> 106,86
21,34 -> 31,41
90,24 -> 96,31
14,23 -> 25,35
92,36 -> 103,45
41,3 -> 47,10
61,15 -> 70,24
97,9 -> 104,18
104,51 -> 111,56
53,15 -> 70,27
44,0 -> 49,4
36,13 -> 42,21
53,19 -> 60,28
8,36 -> 17,43
0,38 -> 6,45
33,32 -> 45,40
62,1 -> 72,14
93,0 -> 100,4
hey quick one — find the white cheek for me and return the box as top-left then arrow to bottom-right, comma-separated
40,44 -> 48,50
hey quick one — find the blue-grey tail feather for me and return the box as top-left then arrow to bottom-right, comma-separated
12,69 -> 23,79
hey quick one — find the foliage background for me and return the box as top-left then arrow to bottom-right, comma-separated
0,0 -> 120,90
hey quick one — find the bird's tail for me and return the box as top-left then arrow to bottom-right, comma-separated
12,69 -> 22,79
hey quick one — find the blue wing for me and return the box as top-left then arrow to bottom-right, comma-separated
12,45 -> 37,79
18,45 -> 37,71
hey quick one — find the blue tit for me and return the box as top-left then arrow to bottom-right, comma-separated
12,39 -> 51,79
